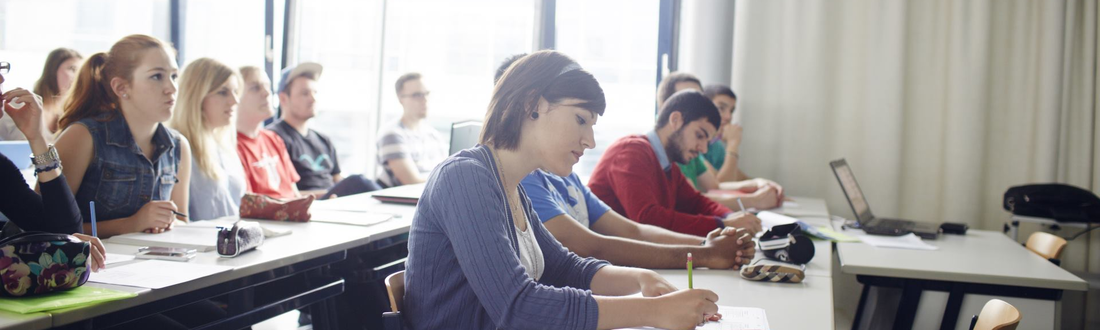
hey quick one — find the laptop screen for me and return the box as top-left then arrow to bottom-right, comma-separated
830,159 -> 875,223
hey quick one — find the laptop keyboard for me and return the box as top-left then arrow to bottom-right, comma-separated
874,218 -> 912,231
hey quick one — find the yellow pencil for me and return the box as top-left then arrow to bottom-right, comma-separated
687,252 -> 694,289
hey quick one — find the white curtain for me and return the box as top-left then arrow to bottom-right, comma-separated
731,0 -> 1098,327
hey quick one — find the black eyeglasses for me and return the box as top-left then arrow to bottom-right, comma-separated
400,91 -> 430,100
0,62 -> 9,74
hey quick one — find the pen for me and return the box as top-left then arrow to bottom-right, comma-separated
89,201 -> 97,237
687,252 -> 693,289
737,197 -> 746,213
172,210 -> 188,220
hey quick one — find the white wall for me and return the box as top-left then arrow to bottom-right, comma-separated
676,0 -> 735,86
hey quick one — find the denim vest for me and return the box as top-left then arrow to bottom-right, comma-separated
74,113 -> 181,223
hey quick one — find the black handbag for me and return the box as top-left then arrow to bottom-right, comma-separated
0,232 -> 91,297
1003,184 -> 1100,223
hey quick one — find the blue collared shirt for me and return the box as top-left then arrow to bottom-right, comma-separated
645,130 -> 671,172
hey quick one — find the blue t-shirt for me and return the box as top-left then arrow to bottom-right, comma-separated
521,170 -> 612,228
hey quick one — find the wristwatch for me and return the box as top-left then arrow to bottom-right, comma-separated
31,144 -> 62,175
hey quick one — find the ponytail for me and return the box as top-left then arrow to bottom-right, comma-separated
58,53 -> 115,130
57,34 -> 173,130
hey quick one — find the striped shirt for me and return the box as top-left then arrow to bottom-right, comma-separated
376,121 -> 446,187
404,144 -> 608,330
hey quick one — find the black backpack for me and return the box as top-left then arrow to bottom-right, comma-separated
1003,184 -> 1100,223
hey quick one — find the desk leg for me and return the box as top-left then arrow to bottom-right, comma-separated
306,266 -> 340,330
852,284 -> 871,330
939,283 -> 965,330
892,280 -> 923,330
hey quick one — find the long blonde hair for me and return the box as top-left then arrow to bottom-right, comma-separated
59,35 -> 174,130
170,58 -> 239,181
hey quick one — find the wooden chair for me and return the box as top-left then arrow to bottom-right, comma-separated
969,299 -> 1021,330
385,270 -> 405,312
382,270 -> 406,330
1025,232 -> 1067,265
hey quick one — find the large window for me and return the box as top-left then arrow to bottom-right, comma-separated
0,0 -> 170,89
378,0 -> 536,144
556,0 -> 660,177
0,0 -> 668,180
180,0 -> 266,70
287,0 -> 386,175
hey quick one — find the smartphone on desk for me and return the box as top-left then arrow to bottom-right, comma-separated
135,247 -> 197,262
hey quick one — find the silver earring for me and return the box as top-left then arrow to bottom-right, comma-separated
122,94 -> 128,99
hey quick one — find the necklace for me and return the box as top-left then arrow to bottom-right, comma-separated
493,148 -> 526,231
492,147 -> 542,279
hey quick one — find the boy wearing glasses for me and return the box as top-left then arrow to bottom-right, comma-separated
376,72 -> 446,187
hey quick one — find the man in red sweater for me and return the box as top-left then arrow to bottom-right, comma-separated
588,90 -> 762,237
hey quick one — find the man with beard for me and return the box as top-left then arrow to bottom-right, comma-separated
588,90 -> 762,237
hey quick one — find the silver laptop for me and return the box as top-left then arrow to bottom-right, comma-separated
830,158 -> 941,239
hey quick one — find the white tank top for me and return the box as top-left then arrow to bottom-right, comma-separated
515,218 -> 545,281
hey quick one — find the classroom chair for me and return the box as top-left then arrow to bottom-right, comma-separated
382,270 -> 406,330
449,120 -> 483,155
968,299 -> 1021,330
1025,231 -> 1068,266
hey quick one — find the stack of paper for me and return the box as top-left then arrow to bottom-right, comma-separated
104,253 -> 136,266
756,211 -> 798,229
106,226 -> 219,252
89,260 -> 232,289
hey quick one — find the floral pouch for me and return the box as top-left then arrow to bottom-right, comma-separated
0,232 -> 90,297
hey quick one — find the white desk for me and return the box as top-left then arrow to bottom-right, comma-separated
46,196 -> 416,329
647,196 -> 836,329
837,229 -> 1088,329
654,269 -> 834,329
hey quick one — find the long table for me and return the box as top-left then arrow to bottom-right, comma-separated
655,267 -> 834,329
2,193 -> 846,329
838,228 -> 1088,329
0,194 -> 415,330
647,196 -> 837,329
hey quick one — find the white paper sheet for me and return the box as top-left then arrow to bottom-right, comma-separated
89,260 -> 232,289
106,226 -> 219,251
701,307 -> 769,330
104,253 -> 135,266
309,210 -> 393,227
756,211 -> 798,229
858,233 -> 939,250
620,306 -> 769,330
770,198 -> 831,218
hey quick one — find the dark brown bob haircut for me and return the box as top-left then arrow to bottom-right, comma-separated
480,50 -> 605,150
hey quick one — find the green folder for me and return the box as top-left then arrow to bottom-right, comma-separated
0,286 -> 136,314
